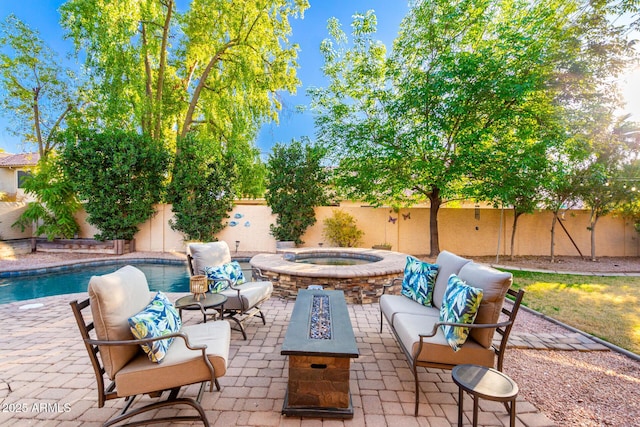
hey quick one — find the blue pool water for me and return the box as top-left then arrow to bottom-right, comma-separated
0,262 -> 193,305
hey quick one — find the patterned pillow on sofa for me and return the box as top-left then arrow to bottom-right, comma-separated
205,261 -> 246,293
128,291 -> 182,363
401,256 -> 439,306
439,274 -> 483,351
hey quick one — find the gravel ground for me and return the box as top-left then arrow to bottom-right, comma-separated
1,252 -> 639,426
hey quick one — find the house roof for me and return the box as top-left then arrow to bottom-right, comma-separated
0,152 -> 40,167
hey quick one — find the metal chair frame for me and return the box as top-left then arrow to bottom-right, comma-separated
380,285 -> 525,416
70,298 -> 219,427
187,254 -> 269,339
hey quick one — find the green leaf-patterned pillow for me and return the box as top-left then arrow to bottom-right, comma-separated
439,274 -> 483,351
401,256 -> 439,306
204,261 -> 246,293
128,291 -> 182,363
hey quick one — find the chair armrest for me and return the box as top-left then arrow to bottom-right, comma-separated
418,319 -> 514,339
382,277 -> 403,295
251,267 -> 269,281
87,332 -> 218,391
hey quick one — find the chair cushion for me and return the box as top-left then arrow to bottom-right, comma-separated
115,320 -> 231,397
218,281 -> 273,311
380,294 -> 440,329
432,251 -> 471,309
88,265 -> 153,379
189,242 -> 232,275
439,274 -> 483,351
400,256 -> 439,306
128,292 -> 182,363
457,262 -> 513,348
205,261 -> 246,293
393,313 -> 495,368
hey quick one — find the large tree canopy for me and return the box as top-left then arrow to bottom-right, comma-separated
61,0 -> 309,195
0,14 -> 84,158
311,0 -> 636,256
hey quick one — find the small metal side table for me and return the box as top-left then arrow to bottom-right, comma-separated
174,293 -> 227,323
451,364 -> 519,427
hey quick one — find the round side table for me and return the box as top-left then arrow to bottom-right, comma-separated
175,293 -> 227,323
451,364 -> 519,427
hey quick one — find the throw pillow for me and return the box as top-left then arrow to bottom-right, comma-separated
401,256 -> 439,306
128,291 -> 182,363
204,261 -> 246,293
439,274 -> 483,351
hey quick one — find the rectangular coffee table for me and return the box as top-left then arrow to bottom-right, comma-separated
281,289 -> 359,418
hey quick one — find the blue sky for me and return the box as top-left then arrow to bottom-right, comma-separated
0,1 -> 409,154
0,1 -> 638,155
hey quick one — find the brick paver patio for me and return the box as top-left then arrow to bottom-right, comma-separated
0,293 -> 557,426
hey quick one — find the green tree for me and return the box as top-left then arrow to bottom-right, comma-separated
61,0 -> 308,194
11,155 -> 80,240
577,115 -> 640,260
0,14 -> 84,158
266,139 -> 329,244
60,129 -> 169,240
166,134 -> 237,242
312,1 -> 577,256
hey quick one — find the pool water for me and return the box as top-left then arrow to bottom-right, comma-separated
0,261 -> 252,305
294,257 -> 374,266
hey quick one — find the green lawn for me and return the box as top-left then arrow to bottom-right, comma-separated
506,270 -> 640,355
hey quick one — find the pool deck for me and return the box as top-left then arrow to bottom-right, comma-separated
0,292 -> 558,427
1,252 -> 639,426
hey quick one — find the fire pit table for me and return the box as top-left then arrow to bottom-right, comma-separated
281,289 -> 360,418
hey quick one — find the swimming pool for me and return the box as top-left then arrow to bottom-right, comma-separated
0,260 -> 251,305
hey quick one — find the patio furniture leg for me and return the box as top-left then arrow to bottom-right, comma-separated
458,388 -> 464,427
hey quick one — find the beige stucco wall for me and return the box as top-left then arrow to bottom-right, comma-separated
0,202 -> 32,240
2,201 -> 638,257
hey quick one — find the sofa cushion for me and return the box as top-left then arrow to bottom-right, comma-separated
217,281 -> 273,311
393,313 -> 495,368
380,294 -> 440,330
115,320 -> 231,396
88,265 -> 153,379
432,251 -> 471,309
400,256 -> 439,306
128,291 -> 182,363
205,261 -> 246,292
439,274 -> 483,351
189,242 -> 232,275
458,262 -> 513,348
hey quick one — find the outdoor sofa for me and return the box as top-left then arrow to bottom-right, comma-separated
380,250 -> 525,416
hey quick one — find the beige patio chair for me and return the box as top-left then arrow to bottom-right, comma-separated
70,265 -> 230,427
187,241 -> 273,339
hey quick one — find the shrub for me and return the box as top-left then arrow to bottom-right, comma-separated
323,209 -> 364,247
266,139 -> 329,244
166,134 -> 237,242
12,155 -> 80,240
61,128 -> 169,240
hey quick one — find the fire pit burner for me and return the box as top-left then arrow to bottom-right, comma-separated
310,295 -> 331,339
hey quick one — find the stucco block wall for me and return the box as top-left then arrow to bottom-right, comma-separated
2,201 -> 638,257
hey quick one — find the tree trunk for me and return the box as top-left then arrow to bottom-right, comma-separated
153,0 -> 173,139
590,213 -> 599,262
428,187 -> 442,257
550,211 -> 558,263
510,209 -> 523,261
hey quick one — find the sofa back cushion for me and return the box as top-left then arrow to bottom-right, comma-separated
432,251 -> 471,309
88,265 -> 152,379
189,241 -> 232,275
457,262 -> 513,348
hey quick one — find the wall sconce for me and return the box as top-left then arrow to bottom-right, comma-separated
235,240 -> 240,253
474,204 -> 480,221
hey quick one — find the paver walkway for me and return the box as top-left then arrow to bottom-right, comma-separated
0,293 -> 559,427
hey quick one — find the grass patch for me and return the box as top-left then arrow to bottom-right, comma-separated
506,270 -> 640,355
